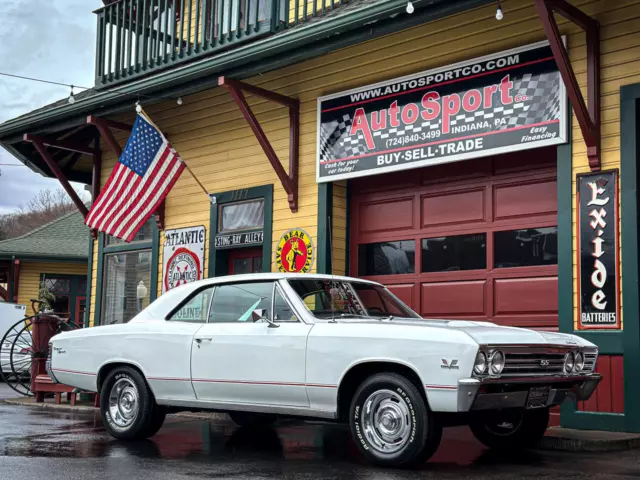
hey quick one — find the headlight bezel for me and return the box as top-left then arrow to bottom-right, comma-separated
473,351 -> 487,375
489,349 -> 505,375
574,352 -> 584,372
564,351 -> 575,373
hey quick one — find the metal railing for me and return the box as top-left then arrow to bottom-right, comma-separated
94,0 -> 345,87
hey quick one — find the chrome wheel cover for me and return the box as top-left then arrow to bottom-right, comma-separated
108,377 -> 139,429
361,389 -> 412,454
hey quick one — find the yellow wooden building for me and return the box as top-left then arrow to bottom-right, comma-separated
0,0 -> 639,432
0,212 -> 88,323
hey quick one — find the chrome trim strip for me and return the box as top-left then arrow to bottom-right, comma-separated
156,398 -> 337,419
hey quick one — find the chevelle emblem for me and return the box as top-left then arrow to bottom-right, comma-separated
441,359 -> 459,370
540,359 -> 550,366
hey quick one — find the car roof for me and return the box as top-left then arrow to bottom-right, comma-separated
182,272 -> 381,289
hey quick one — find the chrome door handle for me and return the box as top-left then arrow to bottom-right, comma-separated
194,337 -> 212,343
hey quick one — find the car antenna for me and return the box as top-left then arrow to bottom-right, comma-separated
328,215 -> 337,324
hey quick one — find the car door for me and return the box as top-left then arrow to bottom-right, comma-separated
191,280 -> 312,408
142,285 -> 214,402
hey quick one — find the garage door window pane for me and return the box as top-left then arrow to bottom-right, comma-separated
494,227 -> 558,268
421,234 -> 486,273
358,241 -> 415,276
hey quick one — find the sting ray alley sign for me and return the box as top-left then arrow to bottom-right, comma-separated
162,225 -> 206,294
316,39 -> 568,182
577,171 -> 620,330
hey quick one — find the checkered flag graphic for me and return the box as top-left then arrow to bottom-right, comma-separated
503,71 -> 562,129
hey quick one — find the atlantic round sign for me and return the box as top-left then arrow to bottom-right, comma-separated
164,247 -> 202,291
275,229 -> 314,273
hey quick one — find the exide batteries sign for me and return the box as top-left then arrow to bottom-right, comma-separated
316,39 -> 568,182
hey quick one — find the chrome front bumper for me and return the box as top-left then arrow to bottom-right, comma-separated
457,373 -> 602,412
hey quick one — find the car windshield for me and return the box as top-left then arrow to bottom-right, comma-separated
286,279 -> 420,320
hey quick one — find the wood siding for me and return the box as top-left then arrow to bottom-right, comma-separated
17,261 -> 87,312
89,0 -> 640,336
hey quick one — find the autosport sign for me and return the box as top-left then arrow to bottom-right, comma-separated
316,39 -> 568,182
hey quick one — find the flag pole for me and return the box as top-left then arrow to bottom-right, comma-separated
136,104 -> 214,205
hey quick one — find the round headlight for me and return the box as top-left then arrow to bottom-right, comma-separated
574,352 -> 584,372
474,351 -> 487,375
564,352 -> 575,373
489,350 -> 505,375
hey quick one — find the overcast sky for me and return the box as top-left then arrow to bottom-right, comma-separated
0,0 -> 102,214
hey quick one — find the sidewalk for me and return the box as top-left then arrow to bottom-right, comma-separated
5,395 -> 640,452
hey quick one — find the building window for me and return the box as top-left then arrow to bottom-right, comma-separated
494,227 -> 558,268
421,234 -> 486,273
218,199 -> 265,233
98,219 -> 157,325
358,240 -> 415,276
105,221 -> 153,246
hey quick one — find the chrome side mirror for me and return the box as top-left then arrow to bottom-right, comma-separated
252,309 -> 279,328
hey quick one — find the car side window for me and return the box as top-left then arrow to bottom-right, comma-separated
273,287 -> 297,323
167,287 -> 214,323
208,282 -> 273,323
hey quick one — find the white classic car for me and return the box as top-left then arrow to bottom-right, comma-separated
47,273 -> 601,468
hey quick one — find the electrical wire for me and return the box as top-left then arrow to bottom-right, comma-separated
0,71 -> 182,105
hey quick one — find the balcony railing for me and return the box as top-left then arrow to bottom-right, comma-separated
94,0 -> 345,87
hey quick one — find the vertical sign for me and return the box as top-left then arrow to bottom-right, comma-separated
162,226 -> 206,294
577,171 -> 620,330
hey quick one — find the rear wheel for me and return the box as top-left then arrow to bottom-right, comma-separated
100,366 -> 166,440
348,372 -> 442,468
469,407 -> 549,450
228,411 -> 277,428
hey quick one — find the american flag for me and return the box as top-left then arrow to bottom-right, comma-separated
85,112 -> 185,242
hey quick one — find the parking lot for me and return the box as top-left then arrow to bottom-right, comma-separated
0,382 -> 638,480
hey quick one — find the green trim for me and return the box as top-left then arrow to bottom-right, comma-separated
620,83 -> 640,432
93,233 -> 105,326
316,182 -> 333,274
0,254 -> 86,263
0,0 -> 492,145
93,222 -> 159,326
84,237 -> 93,328
344,183 -> 350,276
208,185 -> 274,277
560,410 -> 628,432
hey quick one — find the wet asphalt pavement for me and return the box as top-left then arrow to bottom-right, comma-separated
1,383 -> 640,479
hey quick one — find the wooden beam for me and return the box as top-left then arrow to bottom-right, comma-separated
219,77 -> 299,212
87,116 -> 133,132
218,77 -> 299,109
534,0 -> 600,170
87,116 -> 124,157
25,136 -> 90,217
0,284 -> 8,302
90,131 -> 102,240
23,134 -> 99,156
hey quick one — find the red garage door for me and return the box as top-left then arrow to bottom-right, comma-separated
349,147 -> 559,330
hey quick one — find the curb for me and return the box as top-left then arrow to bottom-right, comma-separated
537,427 -> 640,452
3,398 -> 228,421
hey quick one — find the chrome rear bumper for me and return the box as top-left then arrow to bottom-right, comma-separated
457,373 -> 602,412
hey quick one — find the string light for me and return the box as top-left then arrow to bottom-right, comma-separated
406,1 -> 414,14
496,1 -> 504,20
0,71 -> 182,107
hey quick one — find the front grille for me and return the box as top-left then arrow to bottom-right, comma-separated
502,351 -> 568,376
584,352 -> 598,371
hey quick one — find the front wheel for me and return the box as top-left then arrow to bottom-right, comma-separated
100,366 -> 166,440
349,372 -> 442,468
469,407 -> 549,450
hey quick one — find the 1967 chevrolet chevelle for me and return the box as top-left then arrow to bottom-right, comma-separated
47,273 -> 601,468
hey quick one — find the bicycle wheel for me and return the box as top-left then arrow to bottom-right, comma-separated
0,315 -> 82,396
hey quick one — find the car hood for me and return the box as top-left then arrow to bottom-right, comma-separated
336,317 -> 595,348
